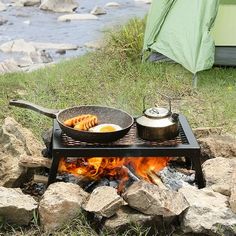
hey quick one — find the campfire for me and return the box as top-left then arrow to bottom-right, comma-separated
58,157 -> 171,191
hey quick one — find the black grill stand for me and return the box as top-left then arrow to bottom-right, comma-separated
48,114 -> 205,188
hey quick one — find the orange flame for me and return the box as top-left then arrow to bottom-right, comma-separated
58,157 -> 170,189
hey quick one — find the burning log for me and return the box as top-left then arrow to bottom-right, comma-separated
147,170 -> 167,189
122,166 -> 140,182
19,156 -> 52,169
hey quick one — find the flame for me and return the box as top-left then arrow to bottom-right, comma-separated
58,157 -> 170,189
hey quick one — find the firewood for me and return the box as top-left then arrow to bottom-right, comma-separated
147,170 -> 167,189
122,166 -> 140,182
19,156 -> 52,169
33,174 -> 48,184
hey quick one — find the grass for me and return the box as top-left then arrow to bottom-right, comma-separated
1,50 -> 236,139
0,17 -> 236,235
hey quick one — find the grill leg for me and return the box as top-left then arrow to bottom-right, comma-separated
47,154 -> 60,187
190,153 -> 205,188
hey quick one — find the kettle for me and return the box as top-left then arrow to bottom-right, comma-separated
136,92 -> 179,141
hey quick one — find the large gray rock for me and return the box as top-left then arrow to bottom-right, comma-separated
0,187 -> 38,225
0,59 -> 21,74
199,134 -> 236,159
0,17 -> 7,25
83,186 -> 124,218
90,6 -> 107,15
57,14 -> 98,22
123,181 -> 189,217
0,39 -> 36,53
19,0 -> 40,6
103,205 -> 157,232
39,182 -> 88,232
0,117 -> 43,187
40,0 -> 78,13
202,157 -> 236,196
230,166 -> 236,213
0,1 -> 6,11
179,185 -> 236,236
30,41 -> 78,50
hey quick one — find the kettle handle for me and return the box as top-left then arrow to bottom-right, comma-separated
156,91 -> 172,112
143,92 -> 172,113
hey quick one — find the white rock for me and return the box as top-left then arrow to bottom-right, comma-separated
0,1 -> 6,11
179,185 -> 236,235
58,13 -> 98,22
0,187 -> 38,225
39,182 -> 88,232
0,17 -> 8,26
40,0 -> 78,13
83,186 -> 124,218
19,0 -> 40,6
0,59 -> 21,74
23,20 -> 31,25
105,2 -> 120,8
0,39 -> 36,53
202,157 -> 236,196
30,41 -> 78,50
84,40 -> 104,49
134,0 -> 152,4
0,117 -> 43,186
90,6 -> 107,15
123,181 -> 189,217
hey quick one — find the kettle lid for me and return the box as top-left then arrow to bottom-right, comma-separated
144,107 -> 170,118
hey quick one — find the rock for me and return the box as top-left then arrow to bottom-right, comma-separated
0,17 -> 7,26
83,186 -> 124,218
0,117 -> 43,187
58,13 -> 98,22
105,2 -> 120,8
39,182 -> 88,232
230,166 -> 236,213
0,1 -> 6,11
56,49 -> 66,55
84,40 -> 104,49
29,50 -> 53,64
103,205 -> 157,232
30,41 -> 78,50
123,181 -> 189,217
23,20 -> 31,25
40,0 -> 78,13
14,56 -> 34,67
199,134 -> 236,159
90,6 -> 107,15
179,185 -> 236,236
202,157 -> 236,196
0,59 -> 21,74
19,0 -> 40,6
0,39 -> 36,53
0,187 -> 38,225
134,0 -> 152,4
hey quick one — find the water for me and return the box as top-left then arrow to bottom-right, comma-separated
0,0 -> 149,62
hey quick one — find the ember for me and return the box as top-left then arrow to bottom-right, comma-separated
58,157 -> 170,190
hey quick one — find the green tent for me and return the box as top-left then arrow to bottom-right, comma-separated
143,0 -> 236,74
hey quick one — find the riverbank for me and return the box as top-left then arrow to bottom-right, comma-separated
0,0 -> 150,73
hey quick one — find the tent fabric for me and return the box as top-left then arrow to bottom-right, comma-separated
143,0 -> 220,74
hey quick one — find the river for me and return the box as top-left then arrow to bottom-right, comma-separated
0,0 -> 150,63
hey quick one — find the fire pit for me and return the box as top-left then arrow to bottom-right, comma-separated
47,114 -> 205,188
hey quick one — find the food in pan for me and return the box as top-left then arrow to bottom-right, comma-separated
89,124 -> 122,132
74,115 -> 98,131
64,114 -> 93,127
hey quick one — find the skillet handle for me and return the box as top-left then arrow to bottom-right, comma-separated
9,99 -> 59,119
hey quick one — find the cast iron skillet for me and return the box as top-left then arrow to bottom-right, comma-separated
9,100 -> 134,143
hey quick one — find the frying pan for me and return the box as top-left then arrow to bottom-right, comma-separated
9,100 -> 134,143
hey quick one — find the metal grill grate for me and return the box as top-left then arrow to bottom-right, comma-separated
60,123 -> 188,147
